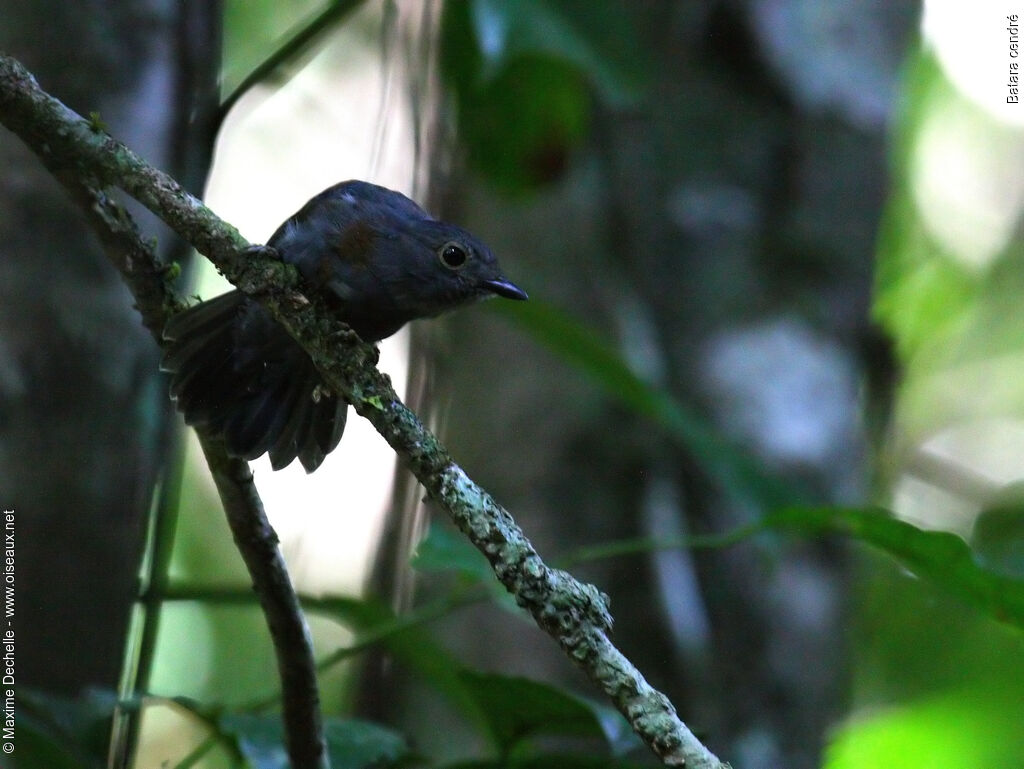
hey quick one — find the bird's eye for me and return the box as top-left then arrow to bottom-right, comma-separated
439,242 -> 469,270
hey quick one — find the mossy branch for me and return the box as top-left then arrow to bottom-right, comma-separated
0,53 -> 728,769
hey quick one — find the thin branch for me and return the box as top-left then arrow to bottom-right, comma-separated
0,53 -> 729,769
198,434 -> 329,769
218,0 -> 365,124
3,93 -> 329,768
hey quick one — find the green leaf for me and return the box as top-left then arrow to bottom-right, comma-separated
872,53 -> 977,365
312,596 -> 486,727
311,600 -> 639,754
221,0 -> 367,114
767,507 -> 1024,628
412,522 -> 495,583
9,730 -> 92,769
971,489 -> 1024,579
496,299 -> 808,510
219,713 -> 288,769
323,718 -> 410,769
442,0 -> 647,193
825,689 -> 1024,769
456,671 -> 640,756
443,757 -> 654,769
873,48 -> 1024,453
223,0 -> 320,96
462,53 -> 591,193
363,394 -> 385,411
469,0 -> 646,105
15,688 -> 118,769
219,713 -> 409,769
409,523 -> 523,612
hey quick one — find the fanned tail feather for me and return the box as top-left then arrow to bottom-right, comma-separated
161,289 -> 347,472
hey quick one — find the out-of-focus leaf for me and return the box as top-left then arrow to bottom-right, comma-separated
410,522 -> 521,611
11,729 -> 90,769
309,599 -> 647,756
971,487 -> 1024,579
825,690 -> 1024,769
219,713 -> 288,769
469,0 -> 646,106
323,718 -> 410,769
464,54 -> 590,193
412,522 -> 495,583
309,600 -> 641,752
874,48 -> 1024,451
221,0 -> 366,113
873,53 -> 975,364
224,0 -> 321,95
443,757 -> 654,769
15,688 -> 118,769
496,299 -> 808,510
313,596 -> 485,728
767,507 -> 1024,628
219,713 -> 409,769
442,0 -> 647,193
456,671 -> 640,756
316,600 -> 643,754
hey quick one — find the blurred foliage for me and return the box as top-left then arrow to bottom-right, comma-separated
220,713 -> 411,769
874,49 -> 1024,449
411,520 -> 491,582
453,671 -> 641,758
15,689 -> 116,769
441,0 -> 647,194
221,0 -> 366,105
971,486 -> 1024,578
17,591 -> 648,767
767,507 -> 1024,629
824,689 -> 1024,769
833,551 -> 1024,769
23,504 -> 1024,766
222,0 -> 326,96
847,36 -> 1024,769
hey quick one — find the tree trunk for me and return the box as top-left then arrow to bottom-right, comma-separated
0,0 -> 220,693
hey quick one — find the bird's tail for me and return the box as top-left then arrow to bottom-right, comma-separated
161,290 -> 346,472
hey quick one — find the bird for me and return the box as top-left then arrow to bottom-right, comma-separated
161,180 -> 527,473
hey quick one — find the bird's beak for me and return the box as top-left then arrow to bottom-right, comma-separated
482,277 -> 528,301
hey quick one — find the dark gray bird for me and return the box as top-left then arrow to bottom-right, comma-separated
162,180 -> 527,472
